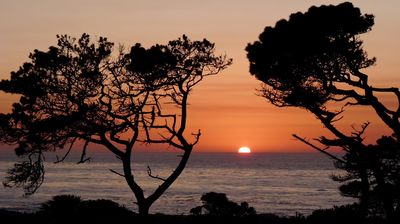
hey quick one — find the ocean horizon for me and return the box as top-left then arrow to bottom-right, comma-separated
0,151 -> 355,215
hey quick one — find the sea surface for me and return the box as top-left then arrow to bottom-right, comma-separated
0,151 -> 355,215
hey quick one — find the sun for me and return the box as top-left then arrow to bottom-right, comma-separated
238,146 -> 251,154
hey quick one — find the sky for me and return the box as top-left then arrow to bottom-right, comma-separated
0,0 -> 399,153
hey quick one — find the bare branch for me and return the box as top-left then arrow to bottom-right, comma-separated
293,134 -> 346,164
351,122 -> 370,141
77,140 -> 91,164
147,165 -> 166,181
109,169 -> 125,178
191,129 -> 201,146
328,95 -> 352,102
55,137 -> 78,163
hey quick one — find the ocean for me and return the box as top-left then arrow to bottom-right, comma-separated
0,151 -> 355,215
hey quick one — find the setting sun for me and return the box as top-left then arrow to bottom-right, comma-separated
238,146 -> 251,153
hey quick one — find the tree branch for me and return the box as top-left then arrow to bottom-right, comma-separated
77,139 -> 91,164
147,165 -> 166,181
55,137 -> 78,163
293,134 -> 347,164
109,169 -> 125,177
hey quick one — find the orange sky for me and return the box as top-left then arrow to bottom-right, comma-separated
1,0 -> 399,153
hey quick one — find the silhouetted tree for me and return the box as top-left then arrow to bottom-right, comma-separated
0,34 -> 231,215
246,2 -> 400,220
190,192 -> 256,216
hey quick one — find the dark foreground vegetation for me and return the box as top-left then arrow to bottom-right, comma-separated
0,206 -> 389,224
0,194 -> 392,224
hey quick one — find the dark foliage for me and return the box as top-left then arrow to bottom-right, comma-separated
246,2 -> 400,220
307,203 -> 364,223
190,192 -> 256,216
0,196 -> 391,224
39,195 -> 131,217
246,2 -> 375,109
1,204 -> 391,224
307,203 -> 387,224
79,199 -> 131,215
40,195 -> 82,215
0,194 -> 392,224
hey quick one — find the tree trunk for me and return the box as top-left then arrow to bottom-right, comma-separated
138,201 -> 150,216
146,149 -> 192,206
359,168 -> 370,217
374,167 -> 395,220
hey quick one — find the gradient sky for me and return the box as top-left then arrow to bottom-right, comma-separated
1,0 -> 399,152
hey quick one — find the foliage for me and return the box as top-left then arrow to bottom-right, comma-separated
39,195 -> 131,218
0,33 -> 231,214
190,192 -> 256,216
246,2 -> 400,220
40,195 -> 83,215
80,199 -> 130,215
246,2 -> 375,109
306,203 -> 383,224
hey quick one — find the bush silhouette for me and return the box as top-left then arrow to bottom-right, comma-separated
307,204 -> 373,224
39,195 -> 131,218
80,199 -> 130,216
40,195 -> 82,215
190,192 -> 256,216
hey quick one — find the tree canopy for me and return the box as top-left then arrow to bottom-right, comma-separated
246,2 -> 375,109
0,33 -> 232,214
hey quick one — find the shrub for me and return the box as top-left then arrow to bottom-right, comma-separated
190,192 -> 256,216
